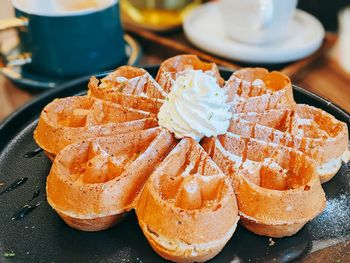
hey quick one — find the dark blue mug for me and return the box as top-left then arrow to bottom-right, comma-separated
0,0 -> 125,78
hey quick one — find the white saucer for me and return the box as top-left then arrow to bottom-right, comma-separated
183,2 -> 325,64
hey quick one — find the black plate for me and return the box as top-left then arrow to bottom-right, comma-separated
0,67 -> 349,263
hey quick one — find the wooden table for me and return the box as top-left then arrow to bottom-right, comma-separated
0,0 -> 31,121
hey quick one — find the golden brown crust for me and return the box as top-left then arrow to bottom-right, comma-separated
202,135 -> 326,237
156,54 -> 224,92
99,66 -> 167,99
136,139 -> 239,262
225,68 -> 295,113
34,96 -> 158,156
57,211 -> 126,232
230,104 -> 349,182
139,219 -> 237,263
88,76 -> 163,114
238,214 -> 306,238
47,129 -> 177,231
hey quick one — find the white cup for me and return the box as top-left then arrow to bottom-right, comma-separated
219,0 -> 298,45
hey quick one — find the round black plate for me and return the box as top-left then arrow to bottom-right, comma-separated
0,67 -> 349,263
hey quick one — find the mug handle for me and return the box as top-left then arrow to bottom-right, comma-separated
259,0 -> 274,29
0,17 -> 28,31
0,17 -> 31,67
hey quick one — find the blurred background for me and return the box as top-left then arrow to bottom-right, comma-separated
2,0 -> 349,30
1,0 -> 350,121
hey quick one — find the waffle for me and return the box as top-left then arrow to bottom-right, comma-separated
226,68 -> 295,113
47,128 -> 177,231
34,96 -> 157,158
88,66 -> 165,114
202,133 -> 326,237
136,138 -> 238,262
156,54 -> 224,92
99,66 -> 167,99
230,104 -> 349,182
34,55 -> 350,262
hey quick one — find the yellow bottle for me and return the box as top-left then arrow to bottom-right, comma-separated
121,0 -> 202,31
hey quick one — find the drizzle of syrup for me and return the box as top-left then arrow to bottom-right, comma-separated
11,187 -> 42,220
0,177 -> 28,195
24,148 -> 43,158
11,202 -> 42,220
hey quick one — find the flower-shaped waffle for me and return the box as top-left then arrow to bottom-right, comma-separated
34,55 -> 350,262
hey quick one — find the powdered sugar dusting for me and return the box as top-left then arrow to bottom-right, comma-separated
310,193 -> 350,239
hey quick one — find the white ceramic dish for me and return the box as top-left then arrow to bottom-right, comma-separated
183,2 -> 325,64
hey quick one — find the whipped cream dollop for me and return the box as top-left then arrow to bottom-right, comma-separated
158,70 -> 232,141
